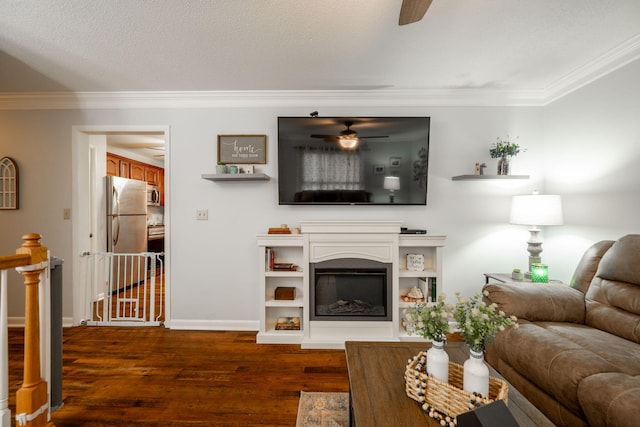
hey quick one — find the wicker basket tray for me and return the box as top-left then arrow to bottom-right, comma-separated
405,351 -> 508,424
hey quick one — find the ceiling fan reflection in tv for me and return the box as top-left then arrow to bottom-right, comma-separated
310,121 -> 388,150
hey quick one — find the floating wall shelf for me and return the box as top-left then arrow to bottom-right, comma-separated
451,175 -> 529,181
202,173 -> 270,181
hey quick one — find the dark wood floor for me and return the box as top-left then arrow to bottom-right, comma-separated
8,327 -> 350,426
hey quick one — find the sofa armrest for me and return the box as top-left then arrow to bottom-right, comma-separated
482,282 -> 585,323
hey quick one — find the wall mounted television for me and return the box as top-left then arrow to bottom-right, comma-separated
277,116 -> 430,205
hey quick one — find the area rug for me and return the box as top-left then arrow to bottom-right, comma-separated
295,391 -> 350,427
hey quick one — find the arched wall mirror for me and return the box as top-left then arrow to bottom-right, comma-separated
0,157 -> 19,210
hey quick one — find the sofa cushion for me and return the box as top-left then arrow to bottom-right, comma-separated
492,321 -> 629,416
569,239 -> 614,293
541,323 -> 640,376
483,282 -> 585,323
578,373 -> 640,427
594,234 -> 640,286
585,234 -> 640,343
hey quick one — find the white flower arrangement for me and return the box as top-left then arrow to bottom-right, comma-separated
453,291 -> 518,352
403,294 -> 455,343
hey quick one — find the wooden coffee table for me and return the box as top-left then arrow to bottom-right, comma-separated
345,341 -> 554,427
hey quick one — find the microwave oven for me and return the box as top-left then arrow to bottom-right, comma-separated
147,185 -> 160,206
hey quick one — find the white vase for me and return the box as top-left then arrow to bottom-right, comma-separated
463,349 -> 489,397
426,341 -> 449,383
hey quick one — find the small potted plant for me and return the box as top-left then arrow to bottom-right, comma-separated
512,268 -> 524,281
489,136 -> 523,175
216,162 -> 227,174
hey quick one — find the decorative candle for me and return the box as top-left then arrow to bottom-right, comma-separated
531,263 -> 549,283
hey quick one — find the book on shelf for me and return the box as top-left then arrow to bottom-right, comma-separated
266,247 -> 275,271
268,227 -> 291,234
429,277 -> 437,301
413,277 -> 437,302
275,317 -> 300,330
272,263 -> 298,271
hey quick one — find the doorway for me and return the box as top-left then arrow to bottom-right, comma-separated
71,126 -> 170,327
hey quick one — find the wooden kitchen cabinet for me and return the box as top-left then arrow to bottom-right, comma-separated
106,155 -> 119,176
145,166 -> 159,186
106,153 -> 132,178
106,152 -> 164,204
119,158 -> 131,178
130,161 -> 145,181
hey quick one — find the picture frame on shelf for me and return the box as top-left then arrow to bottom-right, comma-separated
217,134 -> 267,164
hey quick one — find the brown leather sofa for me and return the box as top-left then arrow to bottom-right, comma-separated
483,234 -> 640,427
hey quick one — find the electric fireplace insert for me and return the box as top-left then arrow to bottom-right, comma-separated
310,258 -> 392,321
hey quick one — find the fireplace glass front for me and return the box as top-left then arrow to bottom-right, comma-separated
310,258 -> 392,321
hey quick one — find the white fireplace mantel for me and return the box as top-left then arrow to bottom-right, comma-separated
301,220 -> 403,234
257,221 -> 446,349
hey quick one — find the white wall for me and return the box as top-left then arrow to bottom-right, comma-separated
1,58 -> 638,328
542,58 -> 640,283
166,105 -> 545,328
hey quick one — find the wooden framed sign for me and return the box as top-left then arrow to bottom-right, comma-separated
217,134 -> 267,164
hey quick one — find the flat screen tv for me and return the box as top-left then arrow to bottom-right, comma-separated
278,116 -> 430,205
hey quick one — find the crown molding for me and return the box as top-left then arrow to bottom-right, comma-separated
0,88 -> 550,110
544,33 -> 640,104
1,35 -> 638,110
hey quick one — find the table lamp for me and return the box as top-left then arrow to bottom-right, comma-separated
510,192 -> 563,279
383,176 -> 400,203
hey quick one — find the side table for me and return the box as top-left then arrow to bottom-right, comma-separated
484,273 -> 563,285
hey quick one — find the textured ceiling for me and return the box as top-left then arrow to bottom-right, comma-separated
1,0 -> 639,94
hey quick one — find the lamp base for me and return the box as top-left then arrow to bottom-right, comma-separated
526,227 -> 543,276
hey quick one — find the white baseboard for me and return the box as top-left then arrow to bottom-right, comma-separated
168,319 -> 259,331
8,317 -> 74,328
9,317 -> 257,331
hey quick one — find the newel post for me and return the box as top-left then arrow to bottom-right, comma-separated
15,234 -> 54,427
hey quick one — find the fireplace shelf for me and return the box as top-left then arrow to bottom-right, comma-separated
265,271 -> 304,277
257,234 -> 306,344
399,269 -> 438,278
265,298 -> 303,307
256,223 -> 446,347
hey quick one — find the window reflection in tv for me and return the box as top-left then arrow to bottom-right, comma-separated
277,117 -> 430,205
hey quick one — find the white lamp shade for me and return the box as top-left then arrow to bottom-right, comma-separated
510,194 -> 563,226
383,176 -> 400,191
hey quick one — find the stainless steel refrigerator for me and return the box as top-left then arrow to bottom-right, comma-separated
106,176 -> 148,290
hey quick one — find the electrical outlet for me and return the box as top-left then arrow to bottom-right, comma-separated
196,209 -> 208,220
63,208 -> 71,220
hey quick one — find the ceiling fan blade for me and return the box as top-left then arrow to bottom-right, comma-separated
399,0 -> 433,26
310,134 -> 340,141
